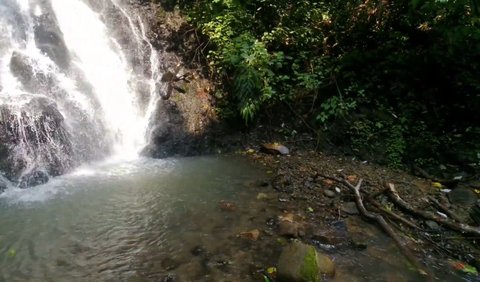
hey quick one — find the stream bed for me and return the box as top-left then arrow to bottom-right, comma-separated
0,156 -> 472,281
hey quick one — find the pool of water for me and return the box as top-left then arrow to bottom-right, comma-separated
0,156 -> 474,281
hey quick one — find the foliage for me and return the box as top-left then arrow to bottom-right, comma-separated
176,0 -> 480,168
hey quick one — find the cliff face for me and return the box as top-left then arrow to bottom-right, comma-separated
129,1 -> 219,158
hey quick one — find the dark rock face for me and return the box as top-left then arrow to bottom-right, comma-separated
141,100 -> 208,158
0,176 -> 8,193
33,1 -> 70,69
10,51 -> 55,94
0,97 -> 73,183
18,170 -> 49,188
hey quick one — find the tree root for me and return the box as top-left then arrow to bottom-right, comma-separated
318,174 -> 431,277
384,183 -> 480,237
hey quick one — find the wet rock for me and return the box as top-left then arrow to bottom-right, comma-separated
261,143 -> 289,155
33,2 -> 70,69
0,177 -> 7,193
312,229 -> 346,245
278,213 -> 305,238
323,190 -> 335,198
238,229 -> 261,241
0,97 -> 73,182
277,241 -> 335,282
346,218 -> 376,249
470,200 -> 480,225
448,188 -> 477,206
256,192 -> 269,200
18,170 -> 49,188
141,101 -> 209,158
190,245 -> 206,256
349,232 -> 369,249
218,200 -> 236,212
425,220 -> 440,230
341,202 -> 359,215
161,257 -> 179,271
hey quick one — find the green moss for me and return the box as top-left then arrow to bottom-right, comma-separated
300,246 -> 320,282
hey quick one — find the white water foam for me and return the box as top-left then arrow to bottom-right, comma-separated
51,0 -> 148,158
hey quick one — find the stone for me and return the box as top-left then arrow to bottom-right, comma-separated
256,192 -> 269,200
33,1 -> 70,69
349,232 -> 369,249
18,170 -> 49,188
0,177 -> 8,193
277,241 -> 335,282
341,202 -> 359,215
323,190 -> 335,198
278,213 -> 305,238
448,188 -> 477,206
425,220 -> 440,230
238,229 -> 261,241
260,143 -> 290,155
0,97 -> 73,182
161,257 -> 179,271
190,246 -> 205,256
218,200 -> 236,212
312,229 -> 346,245
470,200 -> 480,225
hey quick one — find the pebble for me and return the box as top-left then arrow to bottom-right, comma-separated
324,190 -> 336,198
425,220 -> 440,230
341,202 -> 359,215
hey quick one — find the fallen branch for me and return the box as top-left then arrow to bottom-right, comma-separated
427,196 -> 462,222
318,174 -> 431,277
385,183 -> 480,237
369,200 -> 421,230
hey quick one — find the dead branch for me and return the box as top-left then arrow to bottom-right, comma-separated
427,196 -> 463,222
370,200 -> 421,230
385,183 -> 480,237
318,174 -> 431,277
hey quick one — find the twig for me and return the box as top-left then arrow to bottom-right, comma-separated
318,174 -> 431,277
385,183 -> 480,237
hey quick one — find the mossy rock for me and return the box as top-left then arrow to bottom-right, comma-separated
277,241 -> 335,282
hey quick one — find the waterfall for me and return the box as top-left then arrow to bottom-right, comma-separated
0,0 -> 161,186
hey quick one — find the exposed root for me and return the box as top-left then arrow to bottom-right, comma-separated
385,183 -> 480,237
318,174 -> 431,278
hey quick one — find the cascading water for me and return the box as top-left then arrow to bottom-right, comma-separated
0,0 -> 161,187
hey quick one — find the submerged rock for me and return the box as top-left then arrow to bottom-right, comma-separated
18,170 -> 49,188
218,200 -> 236,212
238,229 -> 261,241
278,213 -> 305,238
277,241 -> 335,282
341,202 -> 359,215
0,176 -> 8,193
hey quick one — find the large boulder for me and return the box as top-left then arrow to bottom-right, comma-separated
9,51 -> 55,94
0,175 -> 9,193
18,170 -> 49,188
0,96 -> 73,184
277,241 -> 335,282
141,100 -> 208,158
